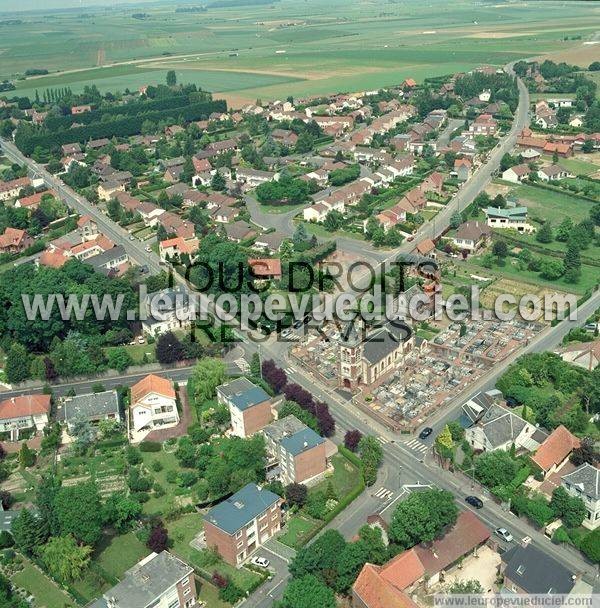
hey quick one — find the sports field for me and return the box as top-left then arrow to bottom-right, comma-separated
2,0 -> 600,104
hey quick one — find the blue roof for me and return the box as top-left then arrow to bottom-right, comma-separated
280,427 -> 325,456
204,483 -> 280,535
218,378 -> 270,411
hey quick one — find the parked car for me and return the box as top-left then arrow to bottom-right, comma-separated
495,527 -> 513,542
418,427 -> 433,440
251,556 -> 270,568
465,495 -> 483,509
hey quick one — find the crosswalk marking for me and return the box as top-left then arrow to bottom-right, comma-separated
374,487 -> 394,500
405,439 -> 428,453
284,368 -> 295,375
376,436 -> 388,445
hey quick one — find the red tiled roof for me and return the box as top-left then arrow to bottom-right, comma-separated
531,425 -> 580,472
248,258 -> 282,277
380,548 -> 425,590
39,249 -> 69,268
413,511 -> 490,576
353,564 -> 420,608
131,374 -> 175,404
0,394 -> 50,420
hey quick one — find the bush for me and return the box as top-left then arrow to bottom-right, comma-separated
125,446 -> 142,465
139,441 -> 162,452
220,582 -> 245,604
151,460 -> 163,472
0,531 -> 14,549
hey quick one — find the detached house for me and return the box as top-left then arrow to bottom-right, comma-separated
502,164 -> 532,184
0,227 -> 33,254
0,394 -> 51,440
484,206 -> 534,233
204,483 -> 284,566
56,390 -> 121,432
561,464 -> 600,530
465,403 -> 542,453
217,377 -> 273,438
537,164 -> 573,182
454,157 -> 472,182
451,221 -> 491,252
530,425 -> 580,478
129,374 -> 179,435
0,177 -> 30,201
89,551 -> 197,608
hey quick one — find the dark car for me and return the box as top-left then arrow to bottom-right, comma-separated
418,427 -> 433,440
465,495 -> 483,509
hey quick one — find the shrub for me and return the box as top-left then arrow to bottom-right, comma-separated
139,441 -> 162,452
151,460 -> 163,472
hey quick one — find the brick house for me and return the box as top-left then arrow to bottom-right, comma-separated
88,551 -> 197,608
216,378 -> 273,438
204,483 -> 284,566
263,415 -> 329,485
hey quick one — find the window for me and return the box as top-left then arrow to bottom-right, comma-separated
235,531 -> 242,539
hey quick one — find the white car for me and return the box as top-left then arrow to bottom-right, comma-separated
145,246 -> 152,252
251,556 -> 270,568
495,527 -> 513,542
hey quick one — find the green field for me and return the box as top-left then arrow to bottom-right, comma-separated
1,0 -> 599,104
11,559 -> 77,608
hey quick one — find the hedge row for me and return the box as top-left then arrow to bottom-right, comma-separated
15,99 -> 227,155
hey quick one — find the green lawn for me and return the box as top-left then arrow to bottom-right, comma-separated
95,532 -> 150,580
511,183 -> 596,224
547,157 -> 599,177
167,513 -> 262,592
104,343 -> 156,366
198,579 -> 229,608
309,452 -> 360,498
11,560 -> 77,608
278,515 -> 318,549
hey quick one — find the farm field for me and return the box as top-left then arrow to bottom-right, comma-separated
2,0 -> 600,105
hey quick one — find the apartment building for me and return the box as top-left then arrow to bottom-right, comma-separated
204,483 -> 284,565
217,378 -> 274,438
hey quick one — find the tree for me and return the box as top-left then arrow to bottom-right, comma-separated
539,259 -> 564,280
11,509 -> 48,555
289,529 -> 346,580
563,241 -> 581,283
280,575 -> 336,608
147,520 -> 170,553
5,343 -> 30,383
155,331 -> 185,364
450,212 -> 462,229
36,472 -> 61,535
550,486 -> 586,528
474,450 -> 518,488
103,493 -> 142,532
492,240 -> 508,260
357,525 -> 387,564
388,489 -> 458,548
39,535 -> 92,582
211,170 -> 226,191
18,442 -> 35,468
107,346 -> 133,372
192,358 -> 226,402
570,439 -> 598,466
536,221 -> 553,243
435,425 -> 454,458
580,528 -> 600,563
166,70 -> 177,86
262,360 -> 288,393
449,580 -> 483,593
344,429 -> 363,452
54,482 -> 103,546
358,436 -> 384,486
285,483 -> 308,507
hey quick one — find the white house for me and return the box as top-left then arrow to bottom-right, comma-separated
141,287 -> 193,337
537,164 -> 573,182
484,206 -> 535,233
0,395 -> 51,440
130,374 -> 179,435
561,464 -> 600,530
501,164 -> 531,184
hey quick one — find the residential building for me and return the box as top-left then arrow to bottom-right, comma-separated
204,483 -> 284,565
414,238 -> 436,259
141,287 -> 193,336
353,511 -> 490,608
451,221 -> 491,252
248,258 -> 282,280
224,221 -> 256,243
159,237 -> 199,263
89,551 -> 197,608
454,158 -> 472,182
484,206 -> 534,233
77,215 -> 98,241
559,340 -> 600,371
530,425 -> 580,478
85,245 -> 129,276
465,403 -> 542,453
339,319 -> 414,389
0,177 -> 30,201
0,395 -> 51,440
216,378 -> 273,438
561,464 -> 600,530
537,164 -> 573,182
263,415 -> 329,485
15,190 -> 55,210
55,390 -> 121,432
130,374 -> 179,434
98,181 -> 125,202
501,164 -> 532,183
501,542 -> 587,595
252,232 -> 285,254
0,227 -> 33,254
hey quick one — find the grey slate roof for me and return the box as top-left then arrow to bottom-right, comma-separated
55,390 -> 120,425
263,415 -> 307,444
218,378 -> 270,411
98,551 -> 192,608
362,320 -> 412,365
562,463 -> 600,500
280,427 -> 325,457
85,245 -> 128,271
205,483 -> 280,535
502,544 -> 575,594
478,403 -> 528,448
